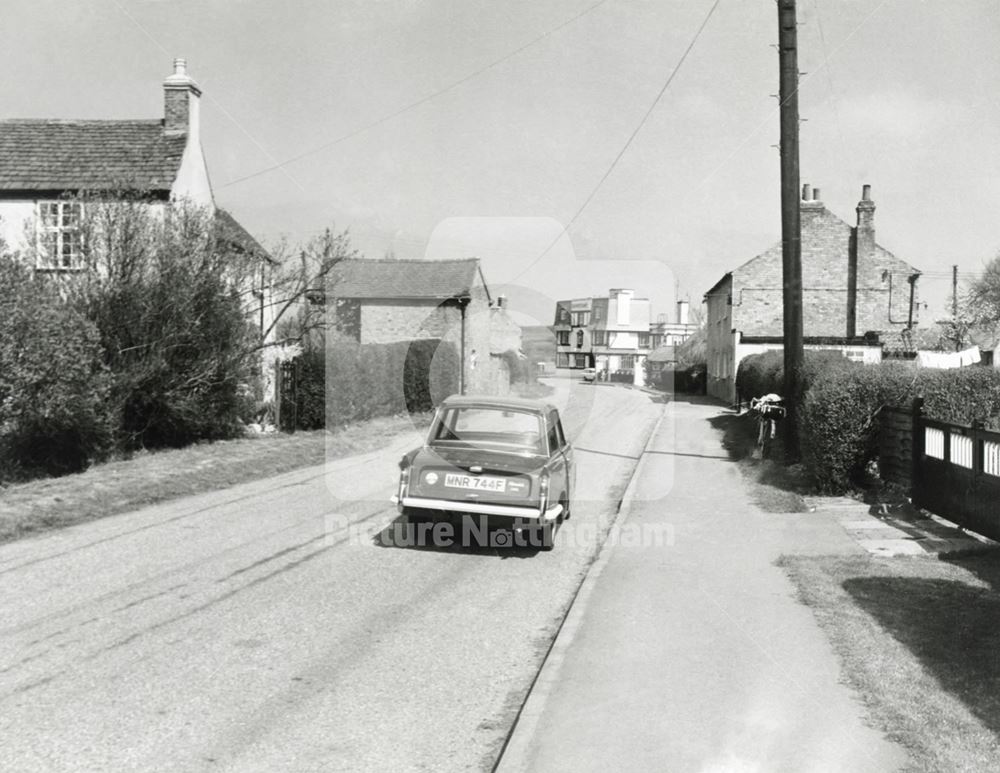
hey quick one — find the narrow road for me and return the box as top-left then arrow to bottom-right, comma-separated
0,379 -> 662,772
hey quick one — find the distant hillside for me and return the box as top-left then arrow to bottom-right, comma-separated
521,325 -> 556,366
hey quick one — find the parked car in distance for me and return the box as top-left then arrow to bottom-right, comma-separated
581,367 -> 597,382
392,395 -> 574,550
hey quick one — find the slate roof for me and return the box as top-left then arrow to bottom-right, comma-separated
216,209 -> 273,263
0,119 -> 185,192
328,258 -> 484,300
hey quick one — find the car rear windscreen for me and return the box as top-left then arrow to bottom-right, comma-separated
432,407 -> 544,453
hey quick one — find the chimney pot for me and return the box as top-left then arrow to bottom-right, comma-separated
812,187 -> 820,201
801,183 -> 812,201
862,184 -> 871,201
174,58 -> 187,76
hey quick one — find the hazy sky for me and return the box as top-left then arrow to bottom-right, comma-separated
3,0 -> 998,324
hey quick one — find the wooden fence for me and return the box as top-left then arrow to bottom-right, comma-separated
881,398 -> 1000,542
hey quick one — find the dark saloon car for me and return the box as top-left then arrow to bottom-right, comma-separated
392,395 -> 575,550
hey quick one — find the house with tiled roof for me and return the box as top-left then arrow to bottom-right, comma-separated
0,58 -> 275,333
704,184 -> 924,403
0,58 -> 279,399
327,257 -> 522,395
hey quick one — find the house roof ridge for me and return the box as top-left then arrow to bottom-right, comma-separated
0,117 -> 163,126
339,256 -> 479,264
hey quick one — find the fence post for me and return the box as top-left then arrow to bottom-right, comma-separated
274,360 -> 283,431
972,419 -> 984,480
911,397 -> 924,503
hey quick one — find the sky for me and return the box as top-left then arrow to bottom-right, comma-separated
3,0 -> 999,326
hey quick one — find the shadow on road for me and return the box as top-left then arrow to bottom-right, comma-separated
371,513 -> 546,559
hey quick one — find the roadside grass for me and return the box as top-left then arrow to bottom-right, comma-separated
0,413 -> 429,546
708,410 -> 809,513
780,551 -> 1000,771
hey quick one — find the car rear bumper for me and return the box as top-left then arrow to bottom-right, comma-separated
391,495 -> 562,523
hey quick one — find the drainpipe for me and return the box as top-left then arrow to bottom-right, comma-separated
907,273 -> 919,329
459,297 -> 469,395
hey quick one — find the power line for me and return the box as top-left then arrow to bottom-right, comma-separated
508,0 -> 723,285
220,0 -> 612,190
111,0 -> 308,195
698,0 -> 891,189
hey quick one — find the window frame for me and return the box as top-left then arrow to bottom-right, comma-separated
36,200 -> 84,270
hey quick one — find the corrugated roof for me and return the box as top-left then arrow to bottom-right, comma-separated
328,258 -> 482,299
0,119 -> 185,191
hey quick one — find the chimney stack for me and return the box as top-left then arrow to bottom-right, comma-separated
676,300 -> 690,325
849,184 -> 876,337
163,58 -> 202,137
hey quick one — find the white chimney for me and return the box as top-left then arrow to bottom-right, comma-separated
677,300 -> 690,325
613,289 -> 633,326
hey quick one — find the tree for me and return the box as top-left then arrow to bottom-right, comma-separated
265,227 -> 358,352
54,195 -> 261,449
967,252 -> 1000,327
675,305 -> 707,369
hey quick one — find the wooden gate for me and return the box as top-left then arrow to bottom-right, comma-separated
275,358 -> 299,433
912,400 -> 1000,542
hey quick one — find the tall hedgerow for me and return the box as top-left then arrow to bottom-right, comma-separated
63,196 -> 260,449
324,338 -> 459,427
800,362 -> 1000,492
0,255 -> 112,477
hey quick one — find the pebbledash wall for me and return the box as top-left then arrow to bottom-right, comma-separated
705,184 -> 921,403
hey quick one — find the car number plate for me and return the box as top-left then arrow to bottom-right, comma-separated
444,473 -> 507,492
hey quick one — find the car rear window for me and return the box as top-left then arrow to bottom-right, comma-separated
431,407 -> 544,454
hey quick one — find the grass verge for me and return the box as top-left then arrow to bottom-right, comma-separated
0,413 -> 428,546
780,551 -> 1000,771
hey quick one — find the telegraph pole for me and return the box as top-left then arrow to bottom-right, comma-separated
777,0 -> 804,458
952,264 -> 959,317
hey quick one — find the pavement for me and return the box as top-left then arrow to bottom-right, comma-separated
496,396 -> 910,773
803,495 -> 993,558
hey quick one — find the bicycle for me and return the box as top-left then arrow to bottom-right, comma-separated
748,394 -> 786,459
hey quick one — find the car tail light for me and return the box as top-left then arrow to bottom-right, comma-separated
397,458 -> 411,506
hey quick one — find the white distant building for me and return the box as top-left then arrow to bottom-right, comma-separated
553,289 -> 652,385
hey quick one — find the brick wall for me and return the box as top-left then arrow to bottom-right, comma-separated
358,300 -> 457,344
731,201 -> 919,338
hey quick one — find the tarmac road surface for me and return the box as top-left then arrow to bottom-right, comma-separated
0,378 -> 662,772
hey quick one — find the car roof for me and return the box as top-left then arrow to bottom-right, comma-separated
439,394 -> 558,414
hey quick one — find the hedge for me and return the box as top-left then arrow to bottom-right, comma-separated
800,363 -> 1000,492
0,259 -> 113,478
735,349 -> 857,404
659,365 -> 706,393
321,339 -> 460,428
